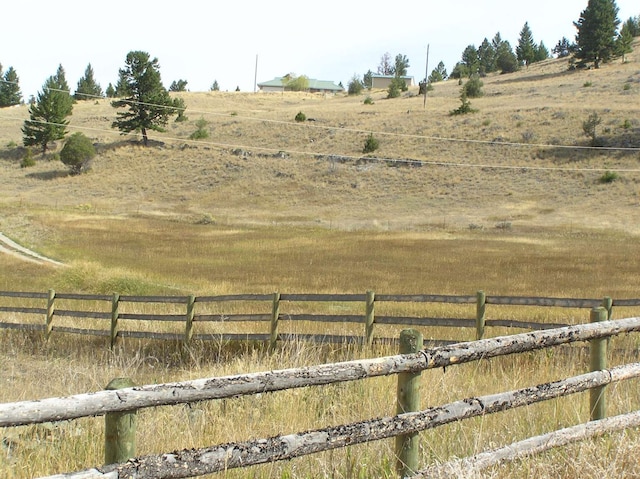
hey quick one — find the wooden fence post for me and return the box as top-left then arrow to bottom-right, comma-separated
270,292 -> 280,352
365,290 -> 375,347
45,289 -> 55,341
602,296 -> 613,321
183,295 -> 195,357
476,290 -> 486,340
105,378 -> 136,465
395,329 -> 424,478
590,307 -> 607,421
110,293 -> 120,351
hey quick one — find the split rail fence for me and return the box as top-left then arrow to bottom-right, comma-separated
2,311 -> 640,478
1,289 -> 639,350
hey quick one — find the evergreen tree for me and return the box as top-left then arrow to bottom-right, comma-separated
428,61 -> 448,83
22,69 -> 74,155
74,63 -> 103,100
111,51 -> 179,146
616,24 -> 634,61
534,41 -> 550,62
210,80 -> 220,91
347,74 -> 364,95
477,38 -> 497,75
553,37 -> 575,57
114,69 -> 131,97
362,70 -> 373,89
621,15 -> 639,37
0,66 -> 22,107
574,0 -> 621,68
516,22 -> 537,66
393,54 -> 410,77
494,35 -> 519,73
169,79 -> 188,92
105,83 -> 116,98
461,45 -> 479,77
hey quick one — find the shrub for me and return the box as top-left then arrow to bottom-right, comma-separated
189,117 -> 210,140
623,82 -> 631,91
295,111 -> 306,122
450,90 -> 477,116
463,75 -> 484,98
362,133 -> 379,153
582,112 -> 602,146
583,81 -> 593,87
60,132 -> 96,174
20,147 -> 35,168
387,77 -> 404,99
622,119 -> 632,129
599,171 -> 619,184
363,96 -> 374,105
347,75 -> 364,95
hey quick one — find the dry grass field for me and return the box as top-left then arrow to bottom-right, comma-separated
0,41 -> 640,478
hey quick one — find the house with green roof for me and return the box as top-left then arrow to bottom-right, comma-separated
257,77 -> 344,94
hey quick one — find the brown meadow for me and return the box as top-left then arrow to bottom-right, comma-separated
0,41 -> 640,478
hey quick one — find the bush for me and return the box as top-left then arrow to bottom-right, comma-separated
450,90 -> 477,116
599,171 -> 619,184
20,147 -> 35,168
363,133 -> 379,153
582,112 -> 602,146
295,111 -> 306,122
364,96 -> 374,105
189,117 -> 210,140
463,75 -> 484,98
387,77 -> 405,99
347,75 -> 364,95
60,132 -> 96,174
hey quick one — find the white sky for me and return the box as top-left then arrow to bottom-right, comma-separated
2,0 -> 638,98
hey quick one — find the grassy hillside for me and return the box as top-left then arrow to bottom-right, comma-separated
0,42 -> 639,236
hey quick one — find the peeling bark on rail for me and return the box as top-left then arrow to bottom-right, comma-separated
35,363 -> 640,479
5,317 -> 640,427
417,410 -> 640,478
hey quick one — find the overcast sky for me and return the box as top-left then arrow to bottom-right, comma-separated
2,0 -> 638,98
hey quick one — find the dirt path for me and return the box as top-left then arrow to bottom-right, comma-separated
0,233 -> 65,266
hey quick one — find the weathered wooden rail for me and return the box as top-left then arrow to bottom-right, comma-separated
2,313 -> 640,478
1,289 -> 637,351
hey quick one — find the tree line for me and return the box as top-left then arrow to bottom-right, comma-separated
346,0 -> 638,96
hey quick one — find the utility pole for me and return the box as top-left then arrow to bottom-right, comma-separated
423,44 -> 430,109
254,54 -> 258,93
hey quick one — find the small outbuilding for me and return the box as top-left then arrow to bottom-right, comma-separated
370,74 -> 415,90
257,77 -> 344,94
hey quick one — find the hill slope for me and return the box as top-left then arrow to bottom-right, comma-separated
0,45 -> 639,234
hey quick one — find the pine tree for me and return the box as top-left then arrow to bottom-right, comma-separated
0,66 -> 22,107
22,68 -> 74,155
111,51 -> 178,146
493,34 -> 519,73
210,80 -> 220,92
574,0 -> 621,68
534,41 -> 550,62
477,38 -> 497,75
461,45 -> 479,77
428,61 -> 448,83
393,54 -> 410,77
75,63 -> 103,100
516,22 -> 537,66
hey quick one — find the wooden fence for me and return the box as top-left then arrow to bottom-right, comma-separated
3,312 -> 640,478
1,289 -> 639,350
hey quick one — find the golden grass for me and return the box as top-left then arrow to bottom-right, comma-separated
1,42 -> 640,478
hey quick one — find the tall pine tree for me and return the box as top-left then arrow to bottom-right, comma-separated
75,63 -> 103,100
0,66 -> 22,107
22,66 -> 73,155
111,51 -> 178,146
516,22 -> 537,66
574,0 -> 620,68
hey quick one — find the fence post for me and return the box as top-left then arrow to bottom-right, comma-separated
602,296 -> 613,321
183,295 -> 195,357
395,329 -> 424,478
45,289 -> 55,341
105,378 -> 136,465
590,307 -> 607,421
476,290 -> 486,340
365,290 -> 375,347
270,292 -> 280,352
110,293 -> 120,351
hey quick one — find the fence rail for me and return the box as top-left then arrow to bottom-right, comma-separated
0,314 -> 635,478
0,289 -> 634,351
